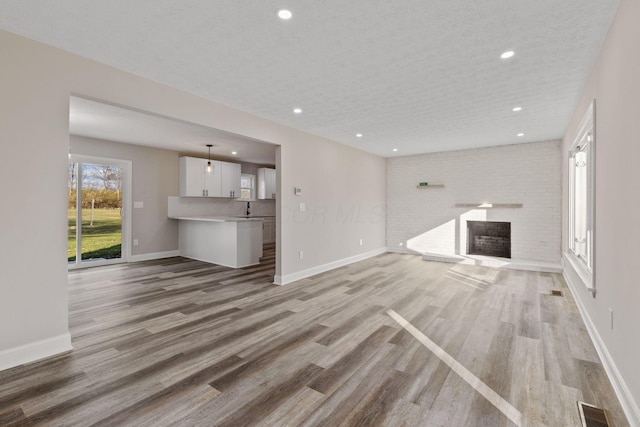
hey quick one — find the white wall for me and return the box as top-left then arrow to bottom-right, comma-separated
279,135 -> 386,283
71,136 -> 180,257
0,30 -> 386,370
561,0 -> 640,423
387,141 -> 561,264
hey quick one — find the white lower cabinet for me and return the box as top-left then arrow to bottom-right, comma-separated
177,218 -> 263,268
262,217 -> 276,243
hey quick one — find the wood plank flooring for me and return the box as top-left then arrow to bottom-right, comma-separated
0,245 -> 629,426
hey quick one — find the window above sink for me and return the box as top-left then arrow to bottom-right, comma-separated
238,173 -> 255,201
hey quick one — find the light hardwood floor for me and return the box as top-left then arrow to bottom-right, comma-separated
0,246 -> 629,426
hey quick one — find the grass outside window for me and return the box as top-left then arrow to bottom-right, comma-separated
68,208 -> 122,262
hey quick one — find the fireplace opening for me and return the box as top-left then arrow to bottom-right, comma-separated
467,221 -> 511,258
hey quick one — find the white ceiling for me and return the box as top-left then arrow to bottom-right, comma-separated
69,96 -> 278,165
0,0 -> 620,157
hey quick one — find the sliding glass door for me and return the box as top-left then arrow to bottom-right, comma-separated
68,155 -> 131,268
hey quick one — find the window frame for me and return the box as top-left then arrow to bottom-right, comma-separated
567,100 -> 595,295
238,173 -> 256,201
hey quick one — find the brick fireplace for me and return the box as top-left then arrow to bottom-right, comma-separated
467,220 -> 511,258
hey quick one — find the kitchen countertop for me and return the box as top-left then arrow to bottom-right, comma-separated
169,215 -> 264,222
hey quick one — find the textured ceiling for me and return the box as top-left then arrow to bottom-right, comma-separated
0,0 -> 620,157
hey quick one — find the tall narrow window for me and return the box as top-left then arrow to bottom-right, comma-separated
568,100 -> 595,292
239,173 -> 255,200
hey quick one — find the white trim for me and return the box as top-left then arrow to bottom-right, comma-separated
567,99 -> 596,293
0,333 -> 72,372
563,252 -> 595,294
563,262 -> 640,427
68,257 -> 124,270
130,250 -> 181,262
275,247 -> 387,286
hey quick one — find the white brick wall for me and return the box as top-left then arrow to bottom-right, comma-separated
386,140 -> 561,264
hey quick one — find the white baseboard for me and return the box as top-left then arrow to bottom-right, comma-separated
563,264 -> 640,427
276,247 -> 387,286
0,333 -> 72,372
130,250 -> 180,262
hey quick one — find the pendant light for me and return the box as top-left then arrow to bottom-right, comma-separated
206,144 -> 213,173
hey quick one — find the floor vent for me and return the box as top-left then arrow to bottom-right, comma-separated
578,401 -> 611,427
550,290 -> 563,296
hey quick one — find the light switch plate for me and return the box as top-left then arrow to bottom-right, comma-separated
299,202 -> 305,212
134,201 -> 144,209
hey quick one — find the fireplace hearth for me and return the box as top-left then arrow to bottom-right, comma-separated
467,221 -> 511,258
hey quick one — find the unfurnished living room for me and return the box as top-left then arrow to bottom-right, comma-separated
0,1 -> 638,426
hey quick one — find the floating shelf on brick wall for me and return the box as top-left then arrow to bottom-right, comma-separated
455,203 -> 523,209
416,184 -> 444,189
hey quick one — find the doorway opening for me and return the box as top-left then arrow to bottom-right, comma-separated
68,154 -> 131,268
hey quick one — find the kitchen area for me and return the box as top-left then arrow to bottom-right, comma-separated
168,154 -> 276,268
68,95 -> 278,275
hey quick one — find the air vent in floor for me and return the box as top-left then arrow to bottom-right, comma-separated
550,290 -> 563,296
578,401 -> 611,427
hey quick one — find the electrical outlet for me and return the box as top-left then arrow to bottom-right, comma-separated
133,239 -> 139,246
299,202 -> 305,212
299,250 -> 304,259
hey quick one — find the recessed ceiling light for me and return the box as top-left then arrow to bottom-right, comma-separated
356,133 -> 363,138
392,148 -> 398,152
278,9 -> 292,20
512,107 -> 522,112
231,151 -> 237,155
517,133 -> 525,137
293,108 -> 302,114
500,51 -> 515,59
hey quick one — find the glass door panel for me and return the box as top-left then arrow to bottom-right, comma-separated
69,157 -> 127,268
68,161 -> 78,263
80,163 -> 123,263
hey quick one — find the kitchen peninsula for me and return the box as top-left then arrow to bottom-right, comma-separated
169,215 -> 263,268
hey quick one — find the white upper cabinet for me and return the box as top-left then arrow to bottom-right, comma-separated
180,157 -> 213,197
179,157 -> 202,197
221,161 -> 241,198
257,168 -> 276,199
180,157 -> 241,198
205,160 -> 222,197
